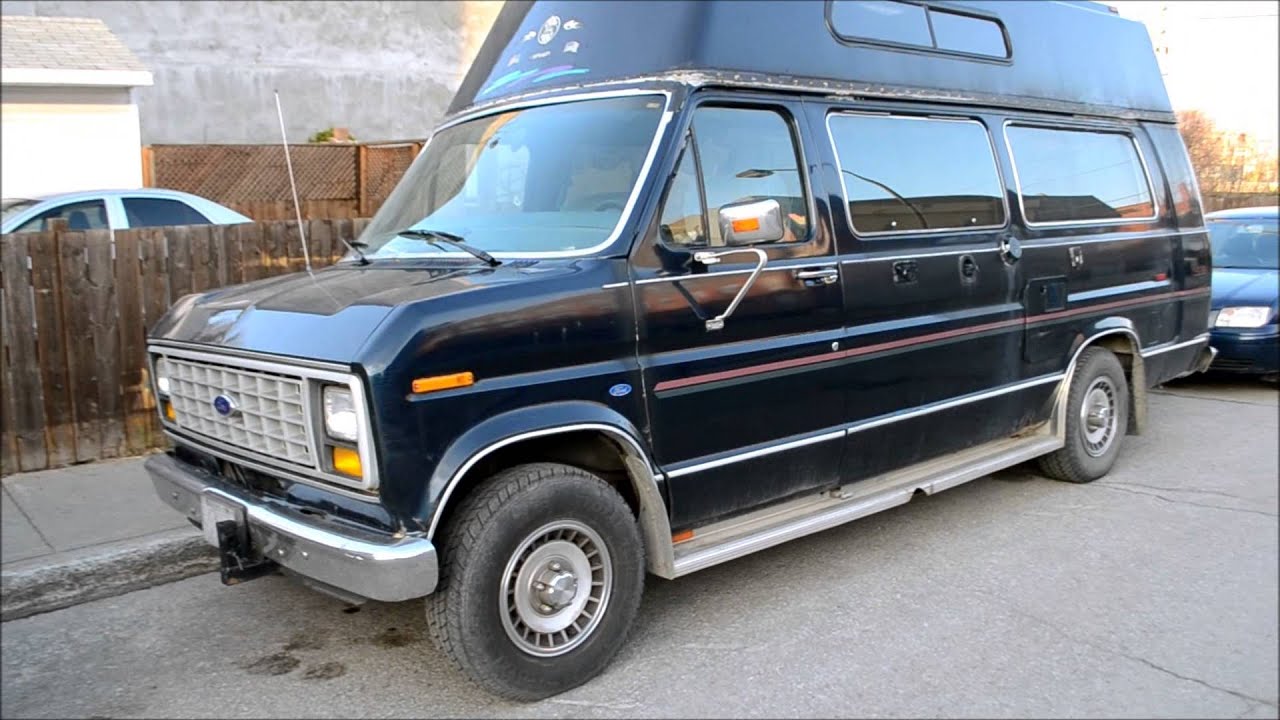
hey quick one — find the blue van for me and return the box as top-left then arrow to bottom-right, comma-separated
143,0 -> 1214,699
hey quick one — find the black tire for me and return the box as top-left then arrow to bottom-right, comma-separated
425,463 -> 644,701
1038,347 -> 1130,483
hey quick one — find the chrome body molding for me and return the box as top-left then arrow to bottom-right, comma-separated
662,327 -> 1203,579
841,246 -> 1001,264
601,260 -> 839,290
1068,279 -> 1172,304
1140,333 -> 1210,358
426,423 -> 677,578
665,373 -> 1064,479
149,343 -> 380,493
146,453 -> 437,602
670,433 -> 1063,577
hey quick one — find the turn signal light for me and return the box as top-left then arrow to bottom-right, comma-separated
731,217 -> 761,234
332,446 -> 363,478
163,401 -> 176,422
411,371 -> 474,394
672,529 -> 695,544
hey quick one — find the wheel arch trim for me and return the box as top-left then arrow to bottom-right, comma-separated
1053,324 -> 1145,438
425,415 -> 677,578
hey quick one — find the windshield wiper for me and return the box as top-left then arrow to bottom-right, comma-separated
395,229 -> 501,267
346,240 -> 370,265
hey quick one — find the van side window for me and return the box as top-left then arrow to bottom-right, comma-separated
828,0 -> 931,47
1006,126 -> 1156,224
691,107 -> 809,246
828,1 -> 1010,60
658,143 -> 708,247
828,114 -> 1005,235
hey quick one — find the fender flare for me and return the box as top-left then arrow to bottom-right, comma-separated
422,401 -> 677,577
1053,321 -> 1146,438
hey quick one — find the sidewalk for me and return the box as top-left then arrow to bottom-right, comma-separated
1,456 -> 218,620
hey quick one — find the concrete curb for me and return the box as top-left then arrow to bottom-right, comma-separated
1,528 -> 218,621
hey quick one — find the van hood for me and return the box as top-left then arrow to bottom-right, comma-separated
148,261 -> 557,364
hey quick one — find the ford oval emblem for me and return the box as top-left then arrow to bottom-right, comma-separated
608,383 -> 632,398
212,394 -> 238,417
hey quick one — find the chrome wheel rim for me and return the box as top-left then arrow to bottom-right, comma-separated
500,520 -> 611,657
1080,376 -> 1118,457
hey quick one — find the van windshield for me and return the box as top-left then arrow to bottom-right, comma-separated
357,94 -> 666,259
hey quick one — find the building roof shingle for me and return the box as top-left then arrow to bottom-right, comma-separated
1,15 -> 147,73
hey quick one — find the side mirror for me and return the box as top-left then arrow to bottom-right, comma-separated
718,198 -> 784,246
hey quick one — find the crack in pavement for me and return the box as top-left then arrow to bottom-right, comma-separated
1150,389 -> 1279,409
970,588 -> 1279,712
1092,483 -> 1278,519
1099,480 -> 1262,502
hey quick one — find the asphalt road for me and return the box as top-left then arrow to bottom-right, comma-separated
2,377 -> 1276,719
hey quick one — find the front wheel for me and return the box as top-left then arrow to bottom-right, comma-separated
1038,347 -> 1130,483
425,463 -> 644,700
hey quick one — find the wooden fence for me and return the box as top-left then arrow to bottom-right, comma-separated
0,219 -> 367,475
143,141 -> 422,221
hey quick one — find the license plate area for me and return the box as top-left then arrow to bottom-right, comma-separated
201,492 -> 246,548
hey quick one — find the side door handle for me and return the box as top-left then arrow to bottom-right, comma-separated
794,267 -> 839,285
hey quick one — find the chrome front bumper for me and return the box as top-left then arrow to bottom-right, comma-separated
146,453 -> 437,602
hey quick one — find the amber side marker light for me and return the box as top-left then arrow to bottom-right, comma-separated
163,401 -> 176,422
731,217 -> 761,234
672,529 -> 695,544
412,371 -> 475,394
332,446 -> 363,478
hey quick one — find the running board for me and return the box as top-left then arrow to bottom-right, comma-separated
670,433 -> 1063,577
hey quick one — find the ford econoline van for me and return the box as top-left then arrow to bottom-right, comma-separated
145,0 -> 1215,699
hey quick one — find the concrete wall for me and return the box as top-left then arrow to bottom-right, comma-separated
1,85 -> 143,197
0,0 -> 504,144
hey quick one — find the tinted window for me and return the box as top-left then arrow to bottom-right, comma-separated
930,10 -> 1008,58
13,199 -> 109,233
122,197 -> 211,228
1006,126 -> 1155,224
828,114 -> 1005,234
829,0 -> 931,47
691,107 -> 809,246
829,0 -> 1009,59
658,143 -> 707,247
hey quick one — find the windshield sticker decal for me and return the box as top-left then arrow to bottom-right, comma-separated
478,13 -> 592,99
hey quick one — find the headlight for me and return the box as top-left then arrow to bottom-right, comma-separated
1215,306 -> 1274,328
322,386 -> 359,442
155,360 -> 171,396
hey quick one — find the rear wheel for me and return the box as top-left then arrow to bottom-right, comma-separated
426,463 -> 644,700
1038,347 -> 1130,483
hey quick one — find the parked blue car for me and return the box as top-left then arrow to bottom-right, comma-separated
1206,206 -> 1279,379
1,188 -> 251,234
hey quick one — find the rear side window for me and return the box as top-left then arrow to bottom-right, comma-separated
1005,126 -> 1156,225
828,0 -> 1009,59
828,114 -> 1006,235
13,199 -> 109,233
123,197 -> 211,228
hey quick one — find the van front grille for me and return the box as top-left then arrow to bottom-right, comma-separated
161,356 -> 313,466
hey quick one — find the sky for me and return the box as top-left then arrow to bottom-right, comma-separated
1110,1 -> 1279,149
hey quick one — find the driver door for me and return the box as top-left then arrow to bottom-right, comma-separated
632,98 -> 846,530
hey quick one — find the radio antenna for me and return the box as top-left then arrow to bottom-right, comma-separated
274,90 -> 368,269
274,90 -> 313,274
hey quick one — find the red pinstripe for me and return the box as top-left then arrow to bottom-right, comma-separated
652,286 -> 1210,393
